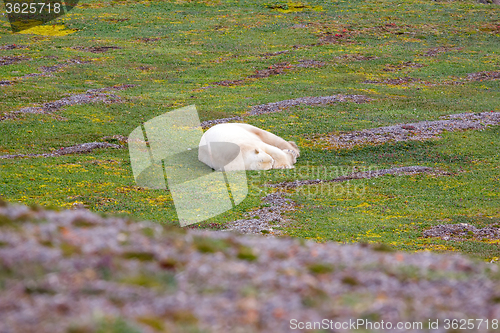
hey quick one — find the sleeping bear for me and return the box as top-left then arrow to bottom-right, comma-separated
198,123 -> 299,171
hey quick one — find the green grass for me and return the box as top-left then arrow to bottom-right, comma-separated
1,0 -> 499,260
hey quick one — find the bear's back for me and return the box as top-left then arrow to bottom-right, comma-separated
201,123 -> 262,146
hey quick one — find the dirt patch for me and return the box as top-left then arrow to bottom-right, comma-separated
8,58 -> 92,81
421,46 -> 461,57
291,23 -> 308,29
267,166 -> 439,189
379,23 -> 408,30
478,0 -> 500,5
2,93 -> 119,119
198,94 -> 367,127
362,23 -> 415,36
136,65 -> 156,71
248,94 -> 370,116
68,58 -> 89,65
41,55 -> 59,60
101,18 -> 130,23
466,71 -> 500,81
21,73 -> 46,78
322,111 -> 500,149
100,135 -> 129,144
0,56 -> 30,66
199,116 -> 244,129
261,50 -> 290,58
210,60 -> 325,87
36,58 -> 90,75
0,44 -> 27,50
363,77 -> 421,85
296,59 -> 326,68
479,21 -> 500,32
137,37 -> 162,43
1,84 -> 134,121
210,53 -> 239,64
248,62 -> 292,79
0,81 -> 12,86
360,71 -> 498,86
38,65 -> 65,73
0,142 -> 123,159
223,193 -> 296,235
424,223 -> 500,241
383,61 -> 424,72
72,46 -> 122,53
86,84 -> 136,93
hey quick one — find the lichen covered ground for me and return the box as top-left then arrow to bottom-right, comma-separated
1,201 -> 500,332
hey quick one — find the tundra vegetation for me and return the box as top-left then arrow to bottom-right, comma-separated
0,0 -> 499,262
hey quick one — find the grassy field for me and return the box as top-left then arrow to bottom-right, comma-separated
0,0 -> 499,260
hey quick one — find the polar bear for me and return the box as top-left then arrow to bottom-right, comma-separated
198,123 -> 299,171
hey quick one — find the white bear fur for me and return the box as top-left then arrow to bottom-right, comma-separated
198,123 -> 300,171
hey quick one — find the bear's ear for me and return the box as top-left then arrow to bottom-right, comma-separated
254,148 -> 260,154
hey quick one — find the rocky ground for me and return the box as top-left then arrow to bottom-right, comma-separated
323,112 -> 500,149
0,142 -> 123,159
0,200 -> 499,333
223,193 -> 297,235
248,94 -> 370,116
199,116 -> 244,129
424,223 -> 500,242
0,84 -> 134,122
266,166 -> 443,189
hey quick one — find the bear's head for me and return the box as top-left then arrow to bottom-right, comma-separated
247,148 -> 274,170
